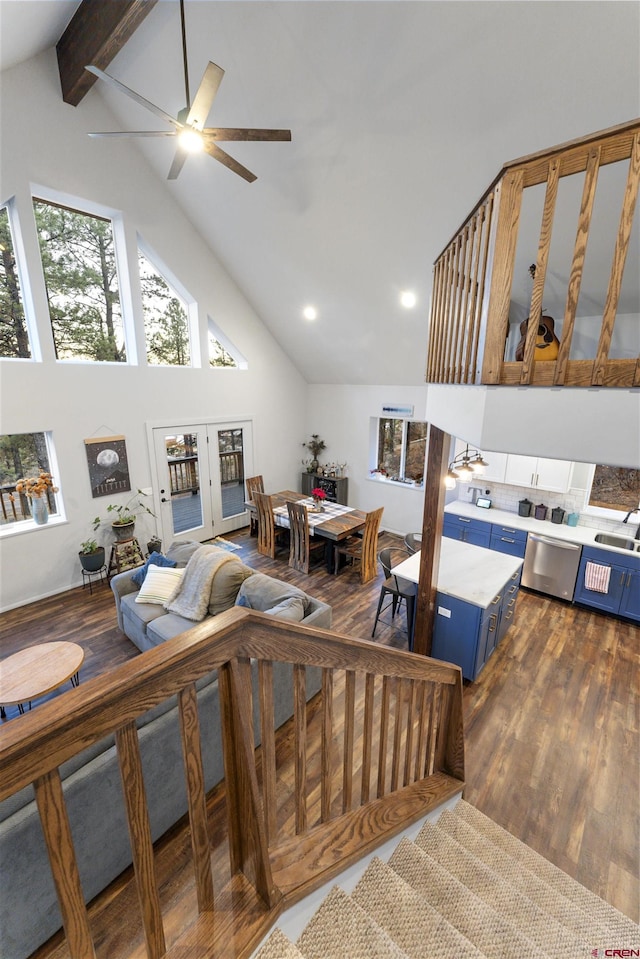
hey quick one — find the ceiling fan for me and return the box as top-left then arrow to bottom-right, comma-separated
86,0 -> 291,183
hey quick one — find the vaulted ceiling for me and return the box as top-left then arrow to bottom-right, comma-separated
1,1 -> 638,385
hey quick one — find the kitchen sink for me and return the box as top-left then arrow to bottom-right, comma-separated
594,533 -> 638,550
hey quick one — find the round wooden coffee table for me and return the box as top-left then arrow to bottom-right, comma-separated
0,641 -> 84,717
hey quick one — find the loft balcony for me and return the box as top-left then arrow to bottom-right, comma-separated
426,119 -> 640,390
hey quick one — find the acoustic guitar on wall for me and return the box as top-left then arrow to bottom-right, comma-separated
515,264 -> 560,362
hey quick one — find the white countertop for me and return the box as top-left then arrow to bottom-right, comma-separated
393,539 -> 523,609
445,500 -> 639,556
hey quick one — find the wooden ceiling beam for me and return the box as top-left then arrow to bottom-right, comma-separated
56,0 -> 158,106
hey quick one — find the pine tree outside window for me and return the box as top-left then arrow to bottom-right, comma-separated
0,432 -> 62,529
208,316 -> 245,369
0,205 -> 31,359
138,250 -> 192,366
375,418 -> 427,484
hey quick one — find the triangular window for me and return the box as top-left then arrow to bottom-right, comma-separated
139,249 -> 192,366
208,317 -> 246,369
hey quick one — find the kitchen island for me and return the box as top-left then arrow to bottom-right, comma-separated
393,538 -> 523,681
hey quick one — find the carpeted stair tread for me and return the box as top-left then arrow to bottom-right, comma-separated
452,799 -> 639,941
437,808 -> 618,942
253,927 -> 306,959
415,820 -> 590,958
296,885 -> 409,959
389,837 -> 551,959
351,856 -> 486,959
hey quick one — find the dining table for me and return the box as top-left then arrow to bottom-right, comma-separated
246,489 -> 367,572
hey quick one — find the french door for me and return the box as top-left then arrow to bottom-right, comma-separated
151,420 -> 253,545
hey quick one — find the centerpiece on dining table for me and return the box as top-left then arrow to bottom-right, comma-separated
310,487 -> 327,511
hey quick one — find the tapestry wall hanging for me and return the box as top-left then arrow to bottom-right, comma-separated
84,435 -> 131,498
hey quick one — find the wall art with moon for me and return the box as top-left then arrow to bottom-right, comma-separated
84,435 -> 131,498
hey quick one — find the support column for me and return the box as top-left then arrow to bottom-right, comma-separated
413,425 -> 449,657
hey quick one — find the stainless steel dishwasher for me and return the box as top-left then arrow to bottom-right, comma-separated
521,533 -> 582,600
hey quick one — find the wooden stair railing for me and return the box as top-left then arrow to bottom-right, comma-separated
427,118 -> 640,388
0,609 -> 464,959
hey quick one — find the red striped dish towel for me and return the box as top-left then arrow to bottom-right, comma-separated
584,561 -> 611,593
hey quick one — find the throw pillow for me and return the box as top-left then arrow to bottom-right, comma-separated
165,540 -> 202,567
135,566 -> 184,605
131,551 -> 177,587
263,596 -> 306,622
208,561 -> 255,616
235,572 -> 309,615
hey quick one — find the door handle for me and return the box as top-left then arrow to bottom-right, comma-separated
161,497 -> 169,503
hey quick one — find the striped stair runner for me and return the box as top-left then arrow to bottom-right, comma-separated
254,798 -> 639,958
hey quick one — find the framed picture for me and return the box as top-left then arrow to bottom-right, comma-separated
84,435 -> 131,499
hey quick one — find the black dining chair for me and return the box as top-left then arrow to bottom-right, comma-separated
371,546 -> 417,650
403,532 -> 422,554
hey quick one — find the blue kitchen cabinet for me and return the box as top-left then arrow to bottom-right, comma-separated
490,524 -> 528,559
431,582 -> 515,682
443,514 -> 491,548
574,545 -> 640,621
619,568 -> 640,621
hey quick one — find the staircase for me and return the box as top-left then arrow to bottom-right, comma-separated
254,799 -> 639,959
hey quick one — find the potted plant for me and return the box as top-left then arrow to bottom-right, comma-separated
302,434 -> 326,472
93,489 -> 156,542
79,538 -> 106,572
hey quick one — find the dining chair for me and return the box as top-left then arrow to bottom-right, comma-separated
403,532 -> 422,554
253,490 -> 287,558
371,547 -> 417,650
287,500 -> 326,573
245,475 -> 264,535
334,506 -> 384,584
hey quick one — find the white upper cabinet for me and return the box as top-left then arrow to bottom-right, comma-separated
480,451 -> 508,484
504,455 -> 573,493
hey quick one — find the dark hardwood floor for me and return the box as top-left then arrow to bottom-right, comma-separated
1,525 -> 638,955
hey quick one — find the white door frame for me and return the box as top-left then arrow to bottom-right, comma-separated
147,416 -> 255,546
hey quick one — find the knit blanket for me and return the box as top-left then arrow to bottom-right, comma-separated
164,546 -> 237,621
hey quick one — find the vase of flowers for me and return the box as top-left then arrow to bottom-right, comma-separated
12,471 -> 58,525
302,434 -> 326,473
311,487 -> 327,510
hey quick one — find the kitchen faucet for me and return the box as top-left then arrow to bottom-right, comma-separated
622,506 -> 640,539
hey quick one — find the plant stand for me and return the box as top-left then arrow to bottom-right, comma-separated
81,565 -> 108,595
108,538 -> 145,578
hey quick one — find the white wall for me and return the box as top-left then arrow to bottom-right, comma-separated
306,384 -> 430,536
426,385 -> 639,469
0,52 -> 310,610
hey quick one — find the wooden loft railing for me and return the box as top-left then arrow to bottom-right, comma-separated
0,611 -> 464,959
427,118 -> 640,388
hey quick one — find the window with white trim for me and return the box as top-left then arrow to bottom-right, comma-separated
0,432 -> 62,528
33,199 -> 126,362
208,316 -> 246,369
0,204 -> 31,359
138,249 -> 192,366
373,418 -> 427,485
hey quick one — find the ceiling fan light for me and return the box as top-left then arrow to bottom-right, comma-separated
178,128 -> 204,153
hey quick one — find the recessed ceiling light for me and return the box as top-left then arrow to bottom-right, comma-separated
303,306 -> 318,321
400,290 -> 417,309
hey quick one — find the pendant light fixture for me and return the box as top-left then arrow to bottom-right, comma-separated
445,444 -> 489,489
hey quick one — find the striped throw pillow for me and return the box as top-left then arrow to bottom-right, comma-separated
135,566 -> 184,605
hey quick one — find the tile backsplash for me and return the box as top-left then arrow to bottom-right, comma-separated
459,482 -> 636,536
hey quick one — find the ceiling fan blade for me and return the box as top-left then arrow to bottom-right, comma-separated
85,65 -> 180,130
89,131 -> 177,138
202,128 -> 292,142
186,62 -> 225,130
167,147 -> 189,181
203,141 -> 257,183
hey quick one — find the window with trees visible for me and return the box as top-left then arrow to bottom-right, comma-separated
588,465 -> 640,513
138,250 -> 191,366
33,199 -> 126,362
375,418 -> 427,483
0,205 -> 31,359
208,317 -> 243,368
0,432 -> 60,527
